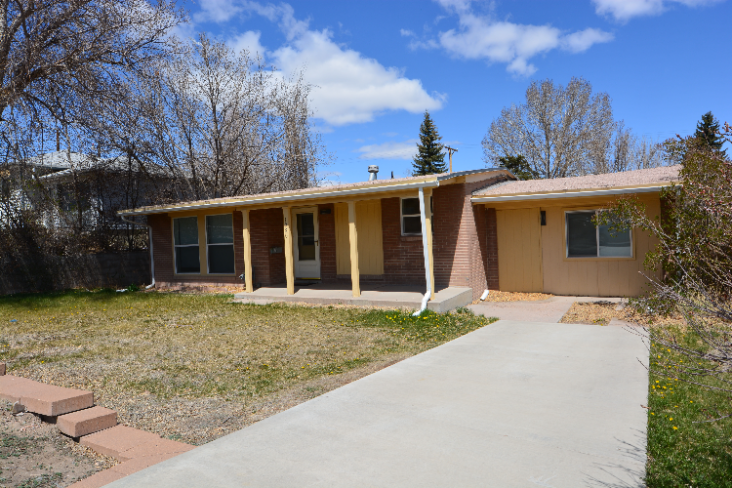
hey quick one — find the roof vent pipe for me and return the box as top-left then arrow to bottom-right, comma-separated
368,165 -> 379,181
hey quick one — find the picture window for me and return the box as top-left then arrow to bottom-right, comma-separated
565,210 -> 632,258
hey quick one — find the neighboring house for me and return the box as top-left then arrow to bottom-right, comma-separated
1,151 -> 169,230
118,165 -> 680,300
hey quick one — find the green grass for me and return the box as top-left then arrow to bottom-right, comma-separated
0,288 -> 494,414
646,327 -> 732,487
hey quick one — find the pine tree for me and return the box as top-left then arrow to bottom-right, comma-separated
694,112 -> 725,153
497,155 -> 539,180
412,111 -> 447,175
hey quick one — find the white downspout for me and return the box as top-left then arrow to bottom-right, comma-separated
120,215 -> 156,289
413,186 -> 432,316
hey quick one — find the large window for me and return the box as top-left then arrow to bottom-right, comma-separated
174,217 -> 200,273
566,210 -> 632,258
206,214 -> 235,274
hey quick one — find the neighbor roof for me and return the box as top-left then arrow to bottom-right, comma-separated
120,168 -> 510,216
472,165 -> 680,203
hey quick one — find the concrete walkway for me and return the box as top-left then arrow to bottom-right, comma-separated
108,320 -> 648,488
234,284 -> 473,313
469,296 -> 625,323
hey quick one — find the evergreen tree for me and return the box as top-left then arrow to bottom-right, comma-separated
497,155 -> 539,180
412,111 -> 447,175
694,111 -> 725,153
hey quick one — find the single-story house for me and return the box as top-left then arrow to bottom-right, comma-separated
118,164 -> 679,304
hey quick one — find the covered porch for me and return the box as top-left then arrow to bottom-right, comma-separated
233,283 -> 472,313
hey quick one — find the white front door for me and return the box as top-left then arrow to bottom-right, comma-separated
292,207 -> 321,279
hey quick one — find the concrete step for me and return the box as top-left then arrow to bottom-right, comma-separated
119,438 -> 194,461
58,406 -> 118,438
67,468 -> 126,488
80,425 -> 161,459
0,375 -> 93,416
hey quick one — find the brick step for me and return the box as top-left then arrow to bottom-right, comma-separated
67,452 -> 190,488
0,375 -> 93,416
80,425 -> 161,459
58,406 -> 118,438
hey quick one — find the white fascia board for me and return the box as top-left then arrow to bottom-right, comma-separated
120,179 -> 440,216
471,185 -> 669,204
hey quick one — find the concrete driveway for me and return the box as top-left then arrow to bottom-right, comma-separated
108,320 -> 649,488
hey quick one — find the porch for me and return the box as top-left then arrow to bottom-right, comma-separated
233,283 -> 473,313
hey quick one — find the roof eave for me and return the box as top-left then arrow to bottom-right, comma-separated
119,177 -> 442,216
471,184 -> 677,204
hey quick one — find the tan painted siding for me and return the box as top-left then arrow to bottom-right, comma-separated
334,200 -> 384,275
496,208 -> 543,292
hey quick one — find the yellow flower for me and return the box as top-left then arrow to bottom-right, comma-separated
673,426 -> 678,430
669,417 -> 673,421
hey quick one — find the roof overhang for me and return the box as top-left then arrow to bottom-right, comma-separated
471,184 -> 673,204
121,178 -> 441,216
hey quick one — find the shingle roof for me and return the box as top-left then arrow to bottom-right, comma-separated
473,165 -> 681,198
120,168 -> 509,215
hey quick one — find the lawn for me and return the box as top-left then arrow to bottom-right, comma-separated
0,290 -> 493,446
646,327 -> 732,488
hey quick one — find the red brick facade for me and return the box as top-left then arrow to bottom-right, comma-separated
148,176 -> 504,297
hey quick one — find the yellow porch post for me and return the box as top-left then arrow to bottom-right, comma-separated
348,201 -> 360,297
424,188 -> 435,300
283,206 -> 295,295
241,208 -> 253,293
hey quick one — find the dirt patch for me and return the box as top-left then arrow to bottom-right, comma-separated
560,301 -> 685,327
0,401 -> 115,488
474,290 -> 553,303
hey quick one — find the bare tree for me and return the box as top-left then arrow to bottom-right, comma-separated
96,33 -> 328,202
482,77 -> 665,178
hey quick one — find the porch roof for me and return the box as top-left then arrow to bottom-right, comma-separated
471,165 -> 681,203
119,168 -> 510,216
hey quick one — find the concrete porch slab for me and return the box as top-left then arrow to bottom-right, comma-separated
234,284 -> 473,313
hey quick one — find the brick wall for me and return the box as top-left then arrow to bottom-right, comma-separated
318,204 -> 337,282
484,207 -> 499,290
432,176 -> 506,300
250,208 -> 285,286
381,197 -> 426,286
149,213 -> 173,283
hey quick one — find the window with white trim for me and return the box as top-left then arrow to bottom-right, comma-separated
174,217 -> 200,273
206,214 -> 235,274
400,197 -> 433,236
565,210 -> 632,258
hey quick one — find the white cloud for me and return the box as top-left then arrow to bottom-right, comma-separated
229,30 -> 266,57
196,1 -> 443,126
272,30 -> 443,125
418,0 -> 614,76
195,0 -> 244,23
562,28 -> 615,53
356,140 -> 418,160
593,0 -> 722,21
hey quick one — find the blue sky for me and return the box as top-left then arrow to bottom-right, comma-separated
185,0 -> 731,183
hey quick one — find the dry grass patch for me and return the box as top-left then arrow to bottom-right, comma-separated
474,290 -> 553,303
560,301 -> 685,327
0,290 -> 494,446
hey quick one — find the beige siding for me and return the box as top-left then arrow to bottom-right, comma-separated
490,194 -> 661,297
496,208 -> 543,292
334,200 -> 384,275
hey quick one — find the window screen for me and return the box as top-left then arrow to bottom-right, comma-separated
174,217 -> 200,273
566,211 -> 632,258
206,214 -> 235,274
402,197 -> 422,235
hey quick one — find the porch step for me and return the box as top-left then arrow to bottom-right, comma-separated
118,438 -> 195,461
58,406 -> 117,437
0,375 -> 93,416
80,425 -> 160,459
67,468 -> 126,488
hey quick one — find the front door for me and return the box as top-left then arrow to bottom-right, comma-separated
292,207 -> 320,279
